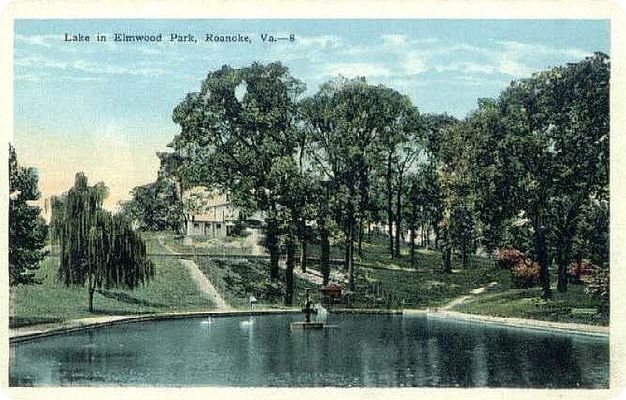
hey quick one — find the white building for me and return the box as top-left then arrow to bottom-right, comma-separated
184,191 -> 239,238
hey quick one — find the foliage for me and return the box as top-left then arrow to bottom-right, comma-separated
497,248 -> 540,288
168,62 -> 306,304
9,144 -> 48,286
10,233 -> 214,327
52,173 -> 154,312
573,198 -> 609,267
511,258 -> 541,289
438,53 -> 610,298
496,248 -> 525,270
569,259 -> 597,284
119,176 -> 183,231
585,266 -> 609,304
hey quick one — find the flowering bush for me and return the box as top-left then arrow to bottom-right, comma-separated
569,259 -> 597,284
511,258 -> 541,288
498,248 -> 540,288
497,248 -> 525,270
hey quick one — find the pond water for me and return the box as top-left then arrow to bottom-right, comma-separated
10,313 -> 609,387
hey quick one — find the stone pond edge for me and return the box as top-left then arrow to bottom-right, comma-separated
9,308 -> 607,344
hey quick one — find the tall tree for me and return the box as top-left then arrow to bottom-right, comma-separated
9,144 -> 48,285
169,62 -> 306,305
52,173 -> 154,312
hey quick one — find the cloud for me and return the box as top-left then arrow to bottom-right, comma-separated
497,58 -> 535,78
15,55 -> 167,77
15,73 -> 44,82
434,62 -> 496,74
15,34 -> 59,47
381,34 -> 407,46
492,40 -> 592,77
324,62 -> 391,78
298,34 -> 342,49
402,56 -> 427,75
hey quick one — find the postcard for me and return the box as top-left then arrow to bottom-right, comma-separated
2,1 -> 624,399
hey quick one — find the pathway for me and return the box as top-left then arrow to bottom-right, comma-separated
179,259 -> 230,310
279,261 -> 348,287
439,281 -> 499,311
157,234 -> 230,310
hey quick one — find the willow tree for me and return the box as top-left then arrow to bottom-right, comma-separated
52,173 -> 154,312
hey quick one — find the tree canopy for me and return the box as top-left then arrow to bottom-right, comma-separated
9,144 -> 48,286
52,173 -> 154,312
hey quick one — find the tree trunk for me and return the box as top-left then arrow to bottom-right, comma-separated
344,237 -> 350,272
358,219 -> 364,257
462,243 -> 468,269
88,271 -> 95,313
386,153 -> 394,257
347,226 -> 355,291
443,247 -> 452,273
442,229 -> 452,273
266,218 -> 280,280
556,208 -> 578,293
533,213 -> 552,300
88,287 -> 95,313
410,226 -> 416,266
284,234 -> 296,306
300,238 -> 307,273
320,224 -> 330,286
394,177 -> 402,258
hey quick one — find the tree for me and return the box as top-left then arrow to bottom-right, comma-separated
381,109 -> 423,259
169,62 -> 306,305
441,53 -> 609,299
120,176 -> 183,231
301,78 -> 421,290
9,144 -> 48,285
52,173 -> 154,312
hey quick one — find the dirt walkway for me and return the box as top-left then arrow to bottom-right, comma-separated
157,234 -> 230,310
179,259 -> 230,310
279,261 -> 348,287
439,281 -> 499,311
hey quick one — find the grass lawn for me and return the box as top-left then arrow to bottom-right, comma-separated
176,233 -> 510,310
193,257 -> 311,308
307,234 -> 509,309
13,230 -> 605,328
453,283 -> 609,326
9,233 -> 212,328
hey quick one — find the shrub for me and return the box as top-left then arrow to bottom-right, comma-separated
569,259 -> 597,284
511,258 -> 541,288
496,248 -> 525,270
585,266 -> 609,303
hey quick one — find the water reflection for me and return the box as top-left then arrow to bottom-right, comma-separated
10,314 -> 609,387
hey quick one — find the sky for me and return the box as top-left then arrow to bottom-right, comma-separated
13,19 -> 610,209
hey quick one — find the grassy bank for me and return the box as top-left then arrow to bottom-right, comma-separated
11,231 -> 607,328
193,257 -> 311,308
452,284 -> 609,326
307,234 -> 509,309
9,234 -> 212,328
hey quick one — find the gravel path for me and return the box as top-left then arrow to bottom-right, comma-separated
157,234 -> 230,310
440,281 -> 499,310
179,259 -> 230,310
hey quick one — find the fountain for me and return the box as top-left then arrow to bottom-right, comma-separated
290,289 -> 325,330
315,304 -> 328,323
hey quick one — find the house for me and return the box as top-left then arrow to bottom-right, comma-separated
183,187 -> 263,238
184,191 -> 238,238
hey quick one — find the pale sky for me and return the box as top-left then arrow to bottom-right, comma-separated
13,19 -> 610,209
